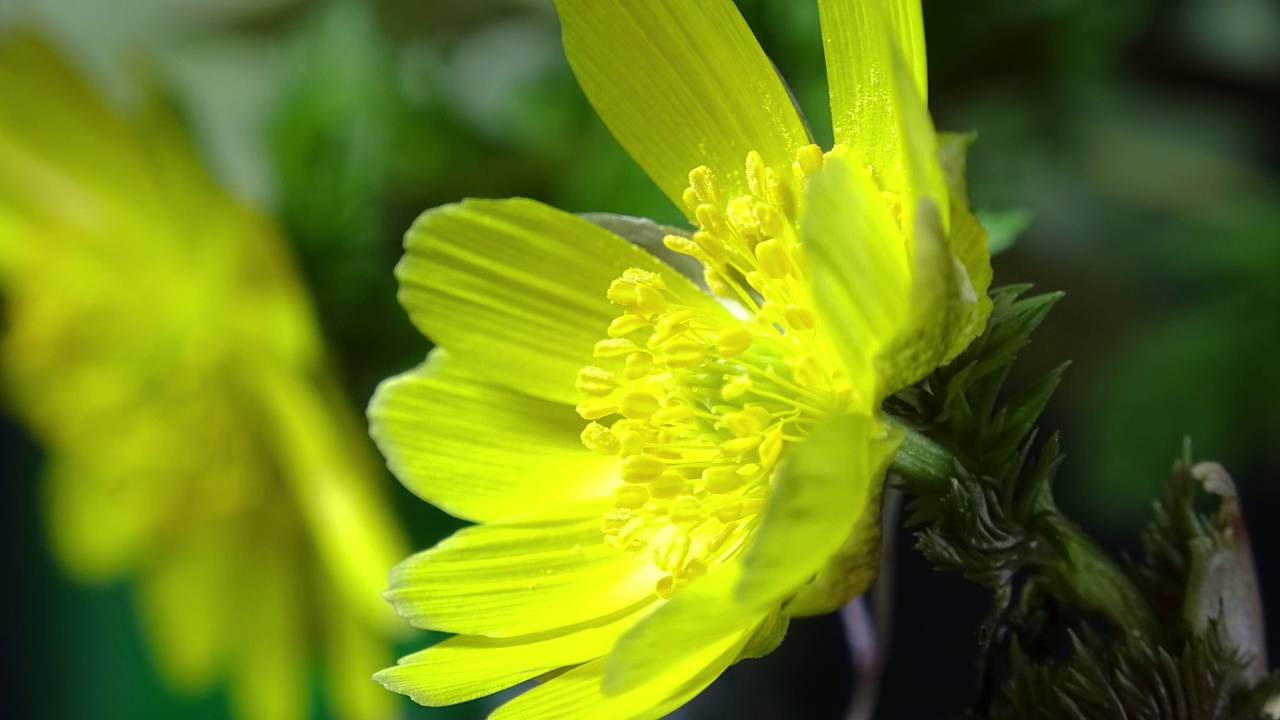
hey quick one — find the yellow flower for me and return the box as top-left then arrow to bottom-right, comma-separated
370,0 -> 990,717
0,36 -> 408,720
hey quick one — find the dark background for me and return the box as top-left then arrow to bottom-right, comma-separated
3,0 -> 1278,717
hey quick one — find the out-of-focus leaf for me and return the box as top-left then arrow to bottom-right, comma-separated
977,207 -> 1032,255
269,0 -> 399,312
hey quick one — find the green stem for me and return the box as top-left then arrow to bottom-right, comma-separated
885,422 -> 954,489
886,424 -> 1160,638
1033,514 -> 1160,637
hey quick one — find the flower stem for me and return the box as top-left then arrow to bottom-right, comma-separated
886,424 -> 1159,637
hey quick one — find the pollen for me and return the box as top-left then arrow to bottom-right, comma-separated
577,145 -> 856,595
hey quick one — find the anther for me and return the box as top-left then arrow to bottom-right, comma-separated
754,238 -> 792,279
755,203 -> 787,239
760,427 -> 784,468
784,305 -> 815,331
623,352 -> 653,381
663,234 -> 701,257
652,404 -> 693,426
714,326 -> 753,358
703,268 -> 733,298
661,337 -> 706,368
795,144 -> 824,178
703,466 -> 745,494
689,166 -> 722,206
611,515 -> 645,549
608,314 -> 649,337
720,435 -> 763,457
607,278 -> 637,305
766,168 -> 796,220
745,151 -> 767,198
614,484 -> 649,509
721,376 -> 752,401
575,398 -> 617,420
618,390 -> 660,419
693,231 -> 729,263
580,421 -> 621,455
682,187 -> 700,212
618,429 -> 645,456
576,366 -> 617,396
594,338 -> 637,357
622,268 -> 665,288
649,471 -> 686,499
723,406 -> 771,437
634,284 -> 667,314
788,354 -> 824,387
621,455 -> 665,483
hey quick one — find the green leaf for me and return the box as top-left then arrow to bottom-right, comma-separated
977,207 -> 1034,255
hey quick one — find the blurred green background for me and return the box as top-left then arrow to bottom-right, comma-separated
2,0 -> 1276,717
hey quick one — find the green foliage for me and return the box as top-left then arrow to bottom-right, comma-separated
889,286 -> 1065,587
892,284 -> 1277,720
989,626 -> 1280,720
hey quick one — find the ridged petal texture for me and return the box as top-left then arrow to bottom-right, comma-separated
554,0 -> 812,214
374,1 -> 995,718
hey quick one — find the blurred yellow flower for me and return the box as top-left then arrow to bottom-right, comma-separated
370,0 -> 991,717
0,35 -> 407,720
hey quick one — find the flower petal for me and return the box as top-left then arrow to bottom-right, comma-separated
801,154 -> 910,407
489,634 -> 746,720
375,607 -> 646,707
936,132 -> 994,357
783,424 -> 903,617
260,368 -> 409,631
820,0 -> 927,112
553,0 -> 811,213
369,349 -> 616,523
885,51 -> 951,246
136,518 -> 237,690
736,414 -> 885,610
604,562 -> 766,695
385,501 -> 663,638
227,519 -> 308,720
398,198 -> 723,404
320,583 -> 399,720
819,0 -> 946,238
877,198 -> 978,392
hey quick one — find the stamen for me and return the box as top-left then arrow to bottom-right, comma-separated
577,147 -> 863,595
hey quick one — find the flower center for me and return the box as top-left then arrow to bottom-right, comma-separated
577,146 -> 853,597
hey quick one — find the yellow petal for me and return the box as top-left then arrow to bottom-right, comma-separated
736,414 -> 885,610
385,501 -> 663,637
604,563 -> 766,695
321,577 -> 399,720
876,199 -> 978,392
490,634 -> 745,720
819,0 -> 946,240
942,200 -> 993,359
41,449 -> 172,581
937,133 -> 994,357
821,0 -> 927,111
801,154 -> 910,407
398,198 -> 724,404
783,424 -> 903,616
135,518 -> 237,692
886,50 -> 951,245
376,607 -> 647,707
369,349 -> 616,524
227,519 -> 308,720
259,367 -> 409,631
553,0 -> 811,214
